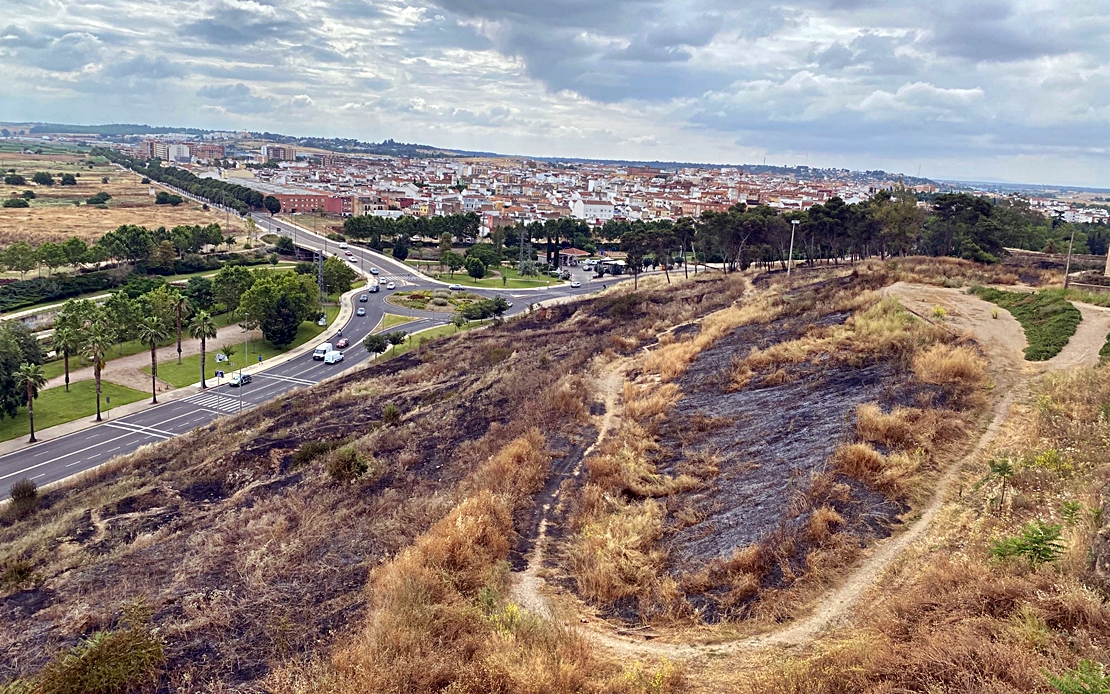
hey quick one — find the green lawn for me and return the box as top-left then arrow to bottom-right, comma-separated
0,381 -> 147,443
373,313 -> 415,334
146,305 -> 340,387
405,262 -> 561,289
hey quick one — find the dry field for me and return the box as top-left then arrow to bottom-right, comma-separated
0,151 -> 247,248
3,258 -> 1108,694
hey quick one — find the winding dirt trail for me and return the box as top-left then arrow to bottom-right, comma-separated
511,283 -> 1110,664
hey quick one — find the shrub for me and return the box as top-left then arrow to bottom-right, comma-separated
971,287 -> 1081,361
30,601 -> 165,694
289,440 -> 338,470
3,197 -> 29,208
381,403 -> 401,426
990,520 -> 1065,565
1,559 -> 35,590
9,478 -> 38,517
1047,660 -> 1110,694
327,446 -> 369,482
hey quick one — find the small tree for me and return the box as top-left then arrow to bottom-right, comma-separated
189,311 -> 218,389
387,331 -> 407,355
991,520 -> 1065,566
989,457 -> 1015,513
52,326 -> 79,392
365,333 -> 389,358
441,250 -> 464,276
264,195 -> 281,215
465,255 -> 486,280
32,171 -> 53,186
15,363 -> 47,443
60,173 -> 77,186
137,317 -> 169,404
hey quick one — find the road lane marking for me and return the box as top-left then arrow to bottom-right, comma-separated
105,422 -> 173,439
256,373 -> 315,386
0,430 -> 142,479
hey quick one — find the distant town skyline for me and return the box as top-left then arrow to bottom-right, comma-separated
2,0 -> 1108,188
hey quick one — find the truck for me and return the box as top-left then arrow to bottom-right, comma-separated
312,342 -> 333,360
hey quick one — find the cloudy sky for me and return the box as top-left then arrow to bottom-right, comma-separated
2,0 -> 1109,186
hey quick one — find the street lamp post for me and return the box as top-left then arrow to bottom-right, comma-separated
1064,222 -> 1077,289
788,220 -> 799,276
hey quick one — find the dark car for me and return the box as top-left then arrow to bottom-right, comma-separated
336,337 -> 350,348
369,284 -> 379,293
229,373 -> 252,387
359,294 -> 368,302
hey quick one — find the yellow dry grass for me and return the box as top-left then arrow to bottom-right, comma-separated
1,155 -> 246,246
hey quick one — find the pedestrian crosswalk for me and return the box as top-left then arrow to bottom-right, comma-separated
185,391 -> 248,414
373,274 -> 409,286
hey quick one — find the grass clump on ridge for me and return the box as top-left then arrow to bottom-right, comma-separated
970,287 -> 1081,361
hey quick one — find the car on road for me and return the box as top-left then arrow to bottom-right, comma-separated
356,307 -> 366,316
359,294 -> 368,302
339,242 -> 348,249
505,301 -> 513,307
570,281 -> 581,288
324,350 -> 344,365
344,250 -> 353,256
368,284 -> 379,293
448,284 -> 463,290
313,342 -> 334,360
228,373 -> 252,387
349,256 -> 358,263
386,282 -> 396,290
336,337 -> 350,348
370,268 -> 379,275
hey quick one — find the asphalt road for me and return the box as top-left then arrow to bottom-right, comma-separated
0,213 -> 606,491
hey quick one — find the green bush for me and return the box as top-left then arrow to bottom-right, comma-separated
2,197 -> 29,208
990,520 -> 1065,566
1047,660 -> 1110,694
7,601 -> 164,694
381,403 -> 401,426
327,446 -> 368,482
289,440 -> 338,470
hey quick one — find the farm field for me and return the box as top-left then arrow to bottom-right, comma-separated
0,150 -> 248,248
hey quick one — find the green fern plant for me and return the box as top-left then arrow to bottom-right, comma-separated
991,520 -> 1065,566
1046,660 -> 1110,694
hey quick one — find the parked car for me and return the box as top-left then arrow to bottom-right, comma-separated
357,307 -> 366,316
449,284 -> 463,290
228,373 -> 252,387
370,268 -> 379,275
316,316 -> 327,326
386,282 -> 396,290
359,294 -> 368,302
570,281 -> 581,288
324,350 -> 344,365
336,337 -> 350,348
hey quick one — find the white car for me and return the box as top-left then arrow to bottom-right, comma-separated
324,350 -> 344,365
339,242 -> 348,249
386,282 -> 396,290
349,256 -> 358,263
570,281 -> 581,288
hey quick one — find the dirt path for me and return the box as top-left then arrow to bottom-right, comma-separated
45,324 -> 267,394
512,282 -> 1109,661
510,362 -> 625,622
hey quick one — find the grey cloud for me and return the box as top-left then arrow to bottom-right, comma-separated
196,82 -> 275,113
105,54 -> 187,79
182,0 -> 303,45
1,28 -> 102,71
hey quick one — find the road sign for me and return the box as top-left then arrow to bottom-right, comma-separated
216,370 -> 224,378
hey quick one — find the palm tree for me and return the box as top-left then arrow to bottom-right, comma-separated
51,326 -> 79,392
220,344 -> 236,366
15,363 -> 47,443
80,320 -> 114,422
137,316 -> 169,404
172,291 -> 191,365
189,310 -> 218,389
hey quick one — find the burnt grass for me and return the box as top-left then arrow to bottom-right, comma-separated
640,286 -> 959,623
0,274 -> 747,691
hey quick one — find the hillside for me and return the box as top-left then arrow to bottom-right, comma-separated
3,259 -> 1110,693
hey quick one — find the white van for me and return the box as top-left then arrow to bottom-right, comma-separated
324,350 -> 344,365
313,342 -> 333,360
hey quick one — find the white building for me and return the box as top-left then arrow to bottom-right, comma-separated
571,199 -> 615,222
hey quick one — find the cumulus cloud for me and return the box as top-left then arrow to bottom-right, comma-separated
1,0 -> 1109,185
